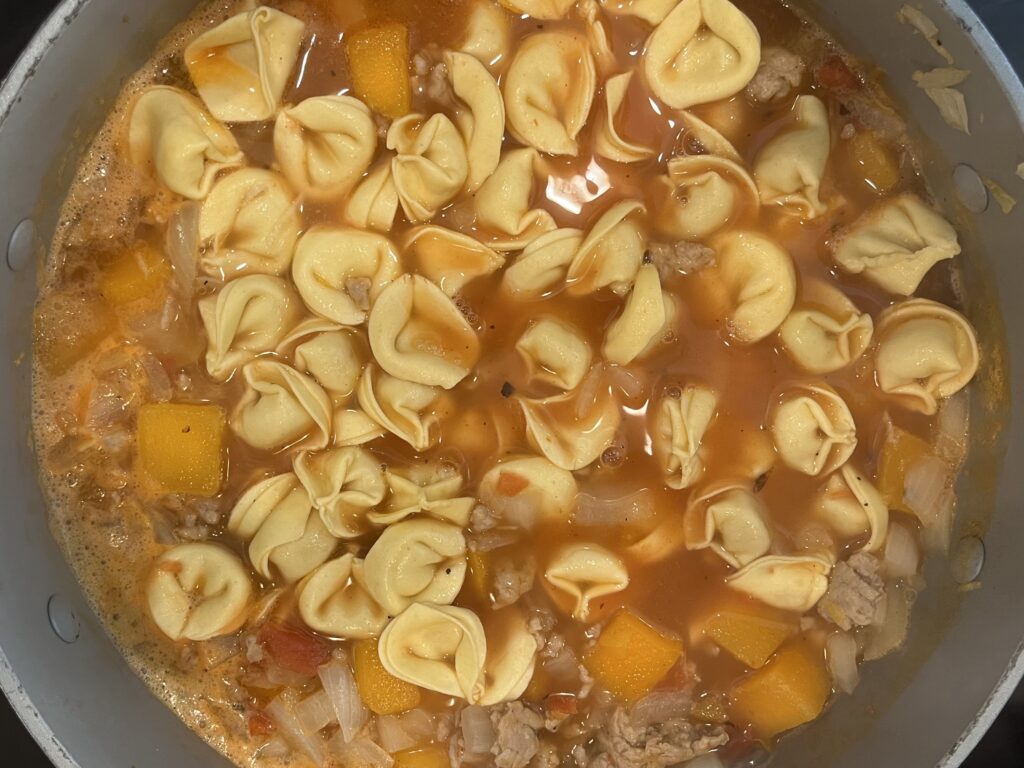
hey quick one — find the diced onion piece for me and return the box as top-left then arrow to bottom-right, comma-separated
318,657 -> 369,744
377,710 -> 434,754
825,631 -> 860,694
329,734 -> 394,767
266,696 -> 327,764
863,580 -> 916,661
258,737 -> 291,759
630,690 -> 692,726
295,689 -> 336,735
460,705 -> 496,757
165,201 -> 199,298
574,489 -> 654,527
605,364 -> 647,400
903,454 -> 952,527
936,391 -> 969,466
883,522 -> 920,579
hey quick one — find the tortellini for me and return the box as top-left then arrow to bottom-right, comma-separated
544,543 -> 630,621
519,376 -> 622,470
651,384 -> 719,490
345,163 -> 400,232
502,228 -> 582,299
146,543 -> 253,641
596,72 -> 656,163
199,274 -> 302,381
567,201 -> 646,296
652,155 -> 759,241
363,519 -> 467,615
504,31 -> 597,156
333,407 -> 387,447
460,0 -> 512,71
603,263 -> 676,365
228,473 -> 337,582
704,231 -> 796,344
768,383 -> 857,476
684,484 -> 772,568
753,95 -> 831,218
367,275 -> 481,389
128,86 -> 244,200
778,280 -> 874,374
370,462 -> 476,526
873,299 -> 979,415
296,554 -> 388,639
291,227 -> 402,325
357,365 -> 445,452
389,113 -> 469,223
831,193 -> 961,296
643,0 -> 761,109
601,0 -> 678,25
475,149 -> 557,249
814,465 -> 889,553
199,169 -> 301,277
499,0 -> 576,18
406,227 -> 505,297
294,448 -> 386,538
273,96 -> 377,200
478,455 -> 579,527
516,317 -> 593,390
476,609 -> 538,706
727,554 -> 833,612
183,6 -> 305,122
280,319 -> 366,400
446,52 -> 505,193
232,360 -> 333,452
379,603 -> 487,700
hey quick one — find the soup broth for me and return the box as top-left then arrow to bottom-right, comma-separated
32,0 -> 979,766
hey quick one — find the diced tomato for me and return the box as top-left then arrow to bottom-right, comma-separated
248,709 -> 275,737
545,693 -> 578,716
496,471 -> 529,497
815,55 -> 861,92
258,623 -> 332,678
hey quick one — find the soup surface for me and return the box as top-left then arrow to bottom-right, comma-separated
32,0 -> 981,766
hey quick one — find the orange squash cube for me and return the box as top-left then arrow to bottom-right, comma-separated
353,638 -> 421,715
137,403 -> 225,496
706,610 -> 797,669
394,746 -> 450,768
345,22 -> 411,118
878,425 -> 932,515
729,639 -> 833,740
34,291 -> 116,375
99,241 -> 171,306
584,610 -> 683,704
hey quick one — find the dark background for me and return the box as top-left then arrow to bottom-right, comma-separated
1,0 -> 1023,766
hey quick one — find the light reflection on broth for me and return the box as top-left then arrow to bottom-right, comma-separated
31,0 -> 982,766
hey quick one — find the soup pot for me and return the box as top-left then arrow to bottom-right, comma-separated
0,1 -> 1021,766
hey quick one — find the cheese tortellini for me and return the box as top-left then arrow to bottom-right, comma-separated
727,554 -> 833,612
406,226 -> 505,297
596,72 -> 656,164
873,299 -> 980,415
814,464 -> 889,553
370,462 -> 476,526
832,193 -> 961,295
199,274 -> 302,381
475,148 -> 557,249
685,483 -> 772,568
753,95 -> 831,218
356,365 -> 445,451
652,155 -> 759,241
294,448 -> 386,538
544,543 -> 630,621
516,317 -> 593,391
778,280 -> 874,374
388,113 -> 469,223
601,0 -> 678,25
273,96 -> 377,200
184,6 -> 305,122
228,473 -> 337,582
446,52 -> 505,193
368,275 -> 481,389
603,263 -> 676,365
292,227 -> 402,326
478,455 -> 579,527
128,86 -> 244,200
296,554 -> 388,639
363,519 -> 468,615
280,320 -> 366,400
651,384 -> 719,490
499,0 -> 576,18
503,228 -> 582,299
232,360 -> 333,452
199,169 -> 301,276
567,201 -> 647,296
643,0 -> 761,109
504,31 -> 596,156
146,543 -> 253,641
768,383 -> 857,476
519,376 -> 622,470
459,0 -> 512,71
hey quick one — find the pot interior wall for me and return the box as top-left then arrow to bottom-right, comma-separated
0,1 -> 1021,767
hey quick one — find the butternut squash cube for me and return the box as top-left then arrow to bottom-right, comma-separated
584,610 -> 682,704
345,22 -> 411,118
99,241 -> 172,306
729,639 -> 832,740
706,610 -> 797,669
879,425 -> 931,515
137,403 -> 225,496
394,746 -> 450,768
34,291 -> 116,375
353,638 -> 421,715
